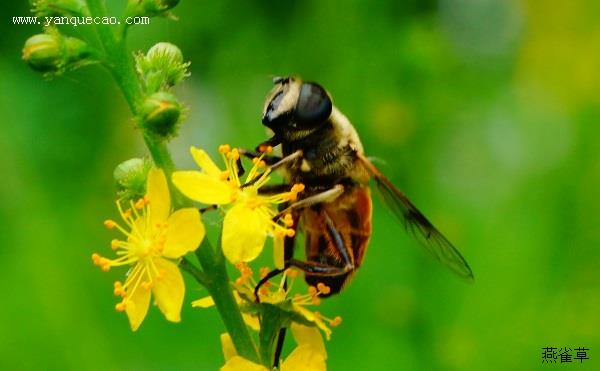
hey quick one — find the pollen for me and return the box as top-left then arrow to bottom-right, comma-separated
286,229 -> 295,237
218,144 -> 231,154
103,219 -> 117,229
111,239 -> 120,250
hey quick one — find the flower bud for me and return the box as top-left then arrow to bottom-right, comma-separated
114,158 -> 151,202
32,0 -> 89,17
127,0 -> 180,18
136,42 -> 190,93
22,28 -> 93,75
22,34 -> 61,73
139,92 -> 183,138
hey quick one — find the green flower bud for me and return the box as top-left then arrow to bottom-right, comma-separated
22,34 -> 61,73
114,158 -> 151,202
126,0 -> 180,18
139,92 -> 183,138
22,28 -> 93,75
135,42 -> 190,93
32,0 -> 89,17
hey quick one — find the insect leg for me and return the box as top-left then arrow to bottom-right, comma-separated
239,148 -> 282,165
276,184 -> 344,217
289,211 -> 354,276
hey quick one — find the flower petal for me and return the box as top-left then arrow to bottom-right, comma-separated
173,171 -> 233,205
192,296 -> 215,308
163,208 -> 205,258
147,167 -> 171,225
222,204 -> 267,263
125,280 -> 152,331
281,345 -> 326,371
220,333 -> 237,361
290,323 -> 327,359
294,305 -> 332,340
191,146 -> 222,177
221,356 -> 267,371
152,258 -> 184,323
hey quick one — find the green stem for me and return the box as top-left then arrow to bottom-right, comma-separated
86,0 -> 260,363
196,239 -> 261,363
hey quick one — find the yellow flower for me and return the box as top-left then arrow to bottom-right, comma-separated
172,145 -> 303,264
92,168 -> 205,331
220,324 -> 327,371
235,265 -> 342,340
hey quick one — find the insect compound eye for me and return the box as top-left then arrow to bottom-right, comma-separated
295,82 -> 332,125
262,90 -> 286,126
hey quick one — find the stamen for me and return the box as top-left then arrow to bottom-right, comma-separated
134,198 -> 145,209
286,229 -> 295,237
115,301 -> 127,312
111,239 -> 120,250
331,316 -> 343,327
317,282 -> 331,295
104,219 -> 116,229
258,144 -> 273,153
218,144 -> 231,154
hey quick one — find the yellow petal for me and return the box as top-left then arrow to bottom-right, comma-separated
173,171 -> 234,205
290,323 -> 327,359
281,345 -> 326,371
192,296 -> 215,308
222,204 -> 267,263
152,258 -> 184,323
220,333 -> 237,361
125,277 -> 152,331
242,313 -> 261,331
221,356 -> 268,371
191,146 -> 222,177
163,208 -> 205,258
294,305 -> 332,340
147,167 -> 171,225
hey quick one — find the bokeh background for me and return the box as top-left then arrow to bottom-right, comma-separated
1,0 -> 599,370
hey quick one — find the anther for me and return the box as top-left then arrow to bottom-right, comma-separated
259,267 -> 270,279
134,198 -> 145,209
123,209 -> 132,219
111,239 -> 120,250
141,281 -> 153,290
103,220 -> 117,229
227,148 -> 240,161
308,286 -> 318,296
331,316 -> 343,327
218,144 -> 231,154
317,283 -> 331,295
286,229 -> 295,237
115,301 -> 127,312
92,253 -> 101,264
258,145 -> 273,153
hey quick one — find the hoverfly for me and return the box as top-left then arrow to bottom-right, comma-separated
246,76 -> 473,297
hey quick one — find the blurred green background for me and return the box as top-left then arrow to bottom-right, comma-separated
1,0 -> 599,370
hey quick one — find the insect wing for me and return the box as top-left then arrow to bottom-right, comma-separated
358,154 -> 474,281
